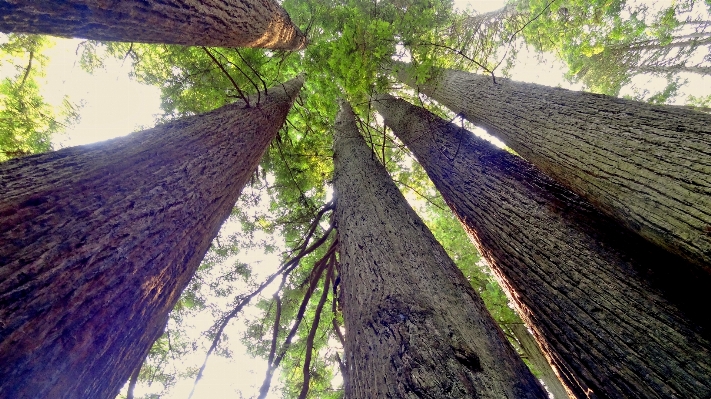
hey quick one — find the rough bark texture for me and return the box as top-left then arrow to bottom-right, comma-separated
397,65 -> 711,272
375,94 -> 711,399
0,76 -> 303,399
509,323 -> 571,399
333,101 -> 547,399
0,0 -> 307,50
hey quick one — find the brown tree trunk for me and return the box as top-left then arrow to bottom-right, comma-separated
507,323 -> 571,399
396,65 -> 711,273
0,76 -> 303,399
374,93 -> 711,399
0,0 -> 307,50
333,100 -> 547,399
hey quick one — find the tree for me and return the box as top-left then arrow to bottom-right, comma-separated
21,0 -> 705,396
0,0 -> 307,50
0,76 -> 303,399
0,33 -> 80,161
332,100 -> 547,398
397,64 -> 711,273
513,0 -> 711,100
386,131 -> 570,399
374,93 -> 711,398
508,323 -> 569,399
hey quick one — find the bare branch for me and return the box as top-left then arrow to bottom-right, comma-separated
257,251 -> 331,399
201,46 -> 250,106
297,260 -> 334,399
18,50 -> 33,90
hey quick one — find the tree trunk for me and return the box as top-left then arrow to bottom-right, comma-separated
333,100 -> 547,399
0,0 -> 307,50
374,93 -> 711,399
0,76 -> 303,399
507,323 -> 571,399
635,64 -> 711,76
622,36 -> 711,51
396,65 -> 711,273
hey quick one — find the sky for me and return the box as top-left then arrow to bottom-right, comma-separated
4,0 -> 709,398
39,39 -> 162,149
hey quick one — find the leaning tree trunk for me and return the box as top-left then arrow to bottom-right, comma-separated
374,94 -> 711,399
0,0 -> 307,50
0,76 -> 303,399
396,65 -> 711,272
333,100 -> 547,399
506,323 -> 571,399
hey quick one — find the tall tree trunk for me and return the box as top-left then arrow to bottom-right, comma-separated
507,323 -> 571,399
396,65 -> 711,272
374,94 -> 711,399
333,100 -> 547,399
0,0 -> 307,50
635,64 -> 711,76
0,76 -> 303,399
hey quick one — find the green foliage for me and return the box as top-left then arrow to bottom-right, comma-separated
0,33 -> 79,161
514,0 -> 711,102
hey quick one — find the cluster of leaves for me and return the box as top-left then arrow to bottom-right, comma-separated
515,0 -> 711,102
0,33 -> 80,161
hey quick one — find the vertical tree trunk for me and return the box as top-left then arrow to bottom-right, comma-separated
396,65 -> 711,272
374,93 -> 711,399
0,0 -> 307,50
0,76 -> 303,399
507,323 -> 571,399
333,100 -> 547,399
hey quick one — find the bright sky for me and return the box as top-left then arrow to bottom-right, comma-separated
39,39 -> 162,148
4,0 -> 709,398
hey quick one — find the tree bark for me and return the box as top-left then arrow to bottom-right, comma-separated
635,64 -> 711,76
0,0 -> 307,50
0,76 -> 303,399
396,65 -> 711,273
374,93 -> 711,399
507,323 -> 571,399
333,100 -> 547,399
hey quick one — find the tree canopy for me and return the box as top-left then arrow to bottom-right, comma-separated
0,33 -> 79,161
1,0 -> 710,397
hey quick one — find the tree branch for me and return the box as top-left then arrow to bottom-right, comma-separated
201,46 -> 250,106
297,260 -> 334,399
18,50 -> 33,90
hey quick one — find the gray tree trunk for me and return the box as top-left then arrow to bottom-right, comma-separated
0,0 -> 307,50
635,64 -> 711,76
374,93 -> 711,399
333,100 -> 547,399
396,65 -> 711,272
0,76 -> 303,399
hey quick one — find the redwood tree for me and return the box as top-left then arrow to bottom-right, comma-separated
374,93 -> 711,399
0,0 -> 307,50
0,76 -> 303,399
396,65 -> 711,272
508,323 -> 569,399
333,100 -> 547,399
